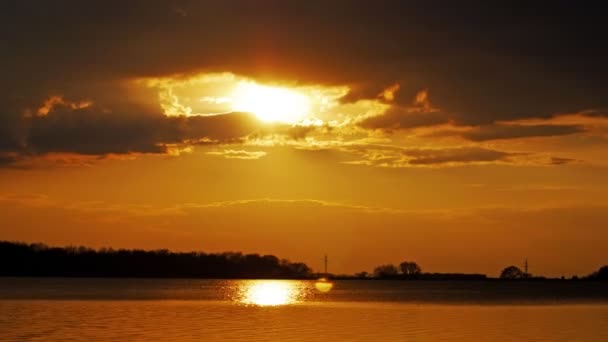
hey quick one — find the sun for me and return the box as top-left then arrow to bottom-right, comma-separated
230,81 -> 311,123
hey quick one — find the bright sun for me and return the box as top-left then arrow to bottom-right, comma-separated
231,81 -> 311,123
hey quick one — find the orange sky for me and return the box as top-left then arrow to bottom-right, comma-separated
1,2 -> 607,277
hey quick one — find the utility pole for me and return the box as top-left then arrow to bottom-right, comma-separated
324,255 -> 328,276
525,258 -> 529,274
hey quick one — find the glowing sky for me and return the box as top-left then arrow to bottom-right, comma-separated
1,1 -> 607,277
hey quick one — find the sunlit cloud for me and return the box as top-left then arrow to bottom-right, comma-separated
414,89 -> 432,111
3,67 -> 605,171
359,89 -> 444,131
206,149 -> 267,160
144,73 -> 238,117
144,72 -> 349,125
339,144 -> 578,168
199,96 -> 231,104
36,96 -> 92,117
379,83 -> 400,102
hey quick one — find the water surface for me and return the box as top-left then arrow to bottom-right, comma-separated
1,278 -> 607,341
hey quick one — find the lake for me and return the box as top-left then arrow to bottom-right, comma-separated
1,278 -> 607,341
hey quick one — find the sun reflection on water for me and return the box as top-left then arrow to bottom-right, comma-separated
241,281 -> 298,306
314,278 -> 334,293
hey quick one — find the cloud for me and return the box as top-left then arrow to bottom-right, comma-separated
0,194 -> 409,219
0,154 -> 20,167
340,144 -> 579,168
2,1 -> 607,127
1,2 -> 607,168
28,106 -> 176,155
342,145 -> 516,168
404,147 -> 511,165
360,91 -> 588,143
579,109 -> 608,118
460,124 -> 585,141
36,96 -> 92,116
359,89 -> 449,130
493,112 -> 608,138
0,100 -> 266,166
359,107 -> 448,130
177,198 -> 409,215
378,83 -> 400,102
206,150 -> 267,160
549,157 -> 577,165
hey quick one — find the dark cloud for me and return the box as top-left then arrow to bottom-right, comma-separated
579,109 -> 608,118
3,2 -> 607,101
0,101 -> 263,165
549,157 -> 577,165
0,126 -> 23,152
28,106 -> 178,155
0,111 -> 27,152
183,112 -> 262,144
404,147 -> 511,165
344,145 -> 522,167
461,124 -> 584,142
359,108 -> 586,141
282,125 -> 318,140
359,107 -> 448,130
0,154 -> 20,167
1,0 -> 607,160
249,122 -> 320,141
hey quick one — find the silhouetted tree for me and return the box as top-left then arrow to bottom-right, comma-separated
587,266 -> 608,281
0,241 -> 313,279
399,261 -> 422,276
354,271 -> 369,278
373,264 -> 399,278
500,265 -> 526,279
598,266 -> 608,280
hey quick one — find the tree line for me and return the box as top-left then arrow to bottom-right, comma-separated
499,264 -> 608,281
360,261 -> 487,280
0,241 -> 312,279
2,241 -> 606,280
373,261 -> 422,278
361,261 -> 607,281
